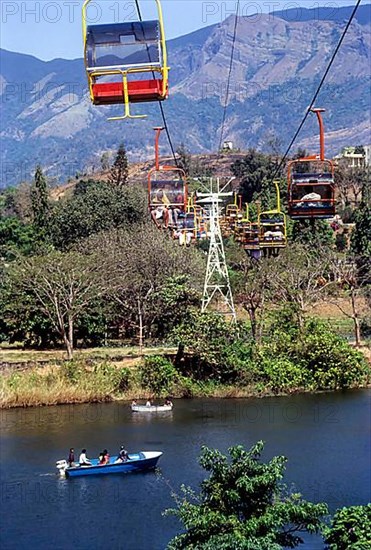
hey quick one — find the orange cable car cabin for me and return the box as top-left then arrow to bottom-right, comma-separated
287,108 -> 335,220
148,128 -> 187,228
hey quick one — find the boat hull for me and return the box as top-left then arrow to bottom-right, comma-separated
58,451 -> 162,478
131,405 -> 173,412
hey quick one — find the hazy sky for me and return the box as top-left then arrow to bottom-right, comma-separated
1,0 -> 368,61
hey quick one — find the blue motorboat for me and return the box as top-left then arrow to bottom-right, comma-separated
56,451 -> 162,478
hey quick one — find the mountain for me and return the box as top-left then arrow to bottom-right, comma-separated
1,4 -> 370,187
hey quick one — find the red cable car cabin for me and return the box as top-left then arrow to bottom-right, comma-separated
288,158 -> 335,219
287,107 -> 336,220
148,128 -> 187,228
82,1 -> 169,118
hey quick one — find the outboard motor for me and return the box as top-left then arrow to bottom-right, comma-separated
56,459 -> 68,476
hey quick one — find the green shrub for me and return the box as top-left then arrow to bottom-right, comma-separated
139,356 -> 178,396
260,357 -> 305,393
115,367 -> 131,391
323,504 -> 371,549
293,321 -> 369,389
61,360 -> 84,384
7,372 -> 22,390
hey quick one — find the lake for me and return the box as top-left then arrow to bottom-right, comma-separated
1,390 -> 370,549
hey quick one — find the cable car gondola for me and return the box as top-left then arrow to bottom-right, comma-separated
82,0 -> 169,119
222,194 -> 240,236
258,180 -> 287,256
288,108 -> 335,219
234,204 -> 261,260
148,127 -> 187,229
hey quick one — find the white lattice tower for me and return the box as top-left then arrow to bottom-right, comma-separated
198,178 -> 236,320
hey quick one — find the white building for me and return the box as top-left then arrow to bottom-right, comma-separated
333,146 -> 368,169
364,145 -> 371,167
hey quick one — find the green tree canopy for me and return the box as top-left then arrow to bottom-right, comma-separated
166,441 -> 328,549
231,149 -> 276,203
31,166 -> 49,237
323,504 -> 371,550
109,143 -> 129,187
291,220 -> 334,248
351,204 -> 371,261
50,181 -> 147,250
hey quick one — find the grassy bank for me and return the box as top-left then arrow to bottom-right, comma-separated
1,351 -> 370,409
0,346 -> 176,364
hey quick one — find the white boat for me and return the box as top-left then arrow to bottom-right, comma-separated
131,403 -> 173,413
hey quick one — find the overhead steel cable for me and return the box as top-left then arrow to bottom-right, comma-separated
218,1 -> 241,158
134,0 -> 179,167
271,0 -> 363,180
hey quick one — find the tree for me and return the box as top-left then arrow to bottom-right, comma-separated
354,145 -> 365,155
166,441 -> 328,549
0,216 -> 36,260
323,504 -> 371,550
291,220 -> 334,248
50,181 -> 147,250
272,245 -> 333,330
231,149 -> 276,203
330,256 -> 370,346
100,152 -> 111,171
11,251 -> 107,359
236,257 -> 273,342
351,204 -> 371,261
176,144 -> 192,177
31,166 -> 49,237
335,166 -> 369,210
109,143 -> 128,187
94,225 -> 203,349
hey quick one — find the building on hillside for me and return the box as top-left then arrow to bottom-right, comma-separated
333,146 -> 370,169
364,145 -> 371,167
222,141 -> 234,151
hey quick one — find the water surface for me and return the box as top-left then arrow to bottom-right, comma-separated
1,390 -> 370,549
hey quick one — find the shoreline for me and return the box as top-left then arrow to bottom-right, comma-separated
1,344 -> 370,410
1,379 -> 370,410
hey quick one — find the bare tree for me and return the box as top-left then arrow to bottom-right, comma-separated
272,245 -> 333,330
329,256 -> 370,347
236,258 -> 273,342
335,166 -> 370,210
13,251 -> 107,358
94,226 -> 204,350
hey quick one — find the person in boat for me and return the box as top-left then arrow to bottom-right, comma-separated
115,445 -> 128,463
100,449 -> 110,465
146,400 -> 152,407
131,400 -> 137,407
79,449 -> 92,466
68,448 -> 75,467
164,399 -> 173,407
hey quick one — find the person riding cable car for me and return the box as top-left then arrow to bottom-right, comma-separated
148,128 -> 187,228
82,0 -> 169,119
258,180 -> 287,256
288,108 -> 335,219
234,203 -> 261,259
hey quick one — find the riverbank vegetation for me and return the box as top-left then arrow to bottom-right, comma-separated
165,441 -> 371,549
1,314 -> 368,407
1,148 -> 370,407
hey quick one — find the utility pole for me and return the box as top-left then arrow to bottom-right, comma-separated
198,178 -> 236,321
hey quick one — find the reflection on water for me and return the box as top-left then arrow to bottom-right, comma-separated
1,391 -> 370,550
131,411 -> 174,424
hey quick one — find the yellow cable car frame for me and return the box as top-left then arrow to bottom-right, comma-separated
258,180 -> 287,251
82,0 -> 169,120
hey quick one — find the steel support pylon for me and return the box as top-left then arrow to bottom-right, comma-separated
200,179 -> 236,320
